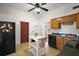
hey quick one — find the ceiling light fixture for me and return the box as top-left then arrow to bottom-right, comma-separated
35,7 -> 40,12
34,7 -> 40,14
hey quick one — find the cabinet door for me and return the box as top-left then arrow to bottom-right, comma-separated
65,14 -> 76,22
58,16 -> 66,23
63,37 -> 70,45
76,13 -> 79,29
51,19 -> 60,29
56,36 -> 64,50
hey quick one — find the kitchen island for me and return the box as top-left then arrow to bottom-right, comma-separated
29,35 -> 47,56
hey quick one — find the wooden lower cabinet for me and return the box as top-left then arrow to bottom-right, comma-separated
56,36 -> 64,50
56,36 -> 70,50
63,37 -> 70,45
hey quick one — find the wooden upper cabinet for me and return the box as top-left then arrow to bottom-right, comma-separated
76,12 -> 79,29
58,14 -> 76,23
65,14 -> 76,22
51,19 -> 60,29
50,12 -> 78,29
58,16 -> 66,23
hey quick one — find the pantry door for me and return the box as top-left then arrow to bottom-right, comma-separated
21,22 -> 29,43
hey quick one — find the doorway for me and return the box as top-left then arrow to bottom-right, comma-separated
21,22 -> 29,43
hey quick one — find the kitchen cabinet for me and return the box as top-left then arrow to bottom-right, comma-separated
56,36 -> 64,50
56,36 -> 70,50
76,12 -> 79,29
65,14 -> 76,22
50,12 -> 78,29
59,14 -> 75,23
51,19 -> 60,29
58,16 -> 66,23
63,37 -> 70,45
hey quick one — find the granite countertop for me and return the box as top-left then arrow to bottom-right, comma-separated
51,33 -> 78,38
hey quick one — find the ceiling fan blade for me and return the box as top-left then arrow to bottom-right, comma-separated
28,7 -> 36,12
28,3 -> 35,6
41,3 -> 47,6
73,5 -> 79,9
39,7 -> 48,11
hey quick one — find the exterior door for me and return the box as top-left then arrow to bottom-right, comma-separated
21,22 -> 29,43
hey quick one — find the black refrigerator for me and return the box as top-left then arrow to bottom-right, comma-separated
0,21 -> 15,56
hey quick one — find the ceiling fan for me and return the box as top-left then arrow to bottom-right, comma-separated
73,5 -> 79,10
28,3 -> 48,14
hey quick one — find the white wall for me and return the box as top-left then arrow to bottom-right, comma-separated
0,5 -> 40,45
40,4 -> 79,36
